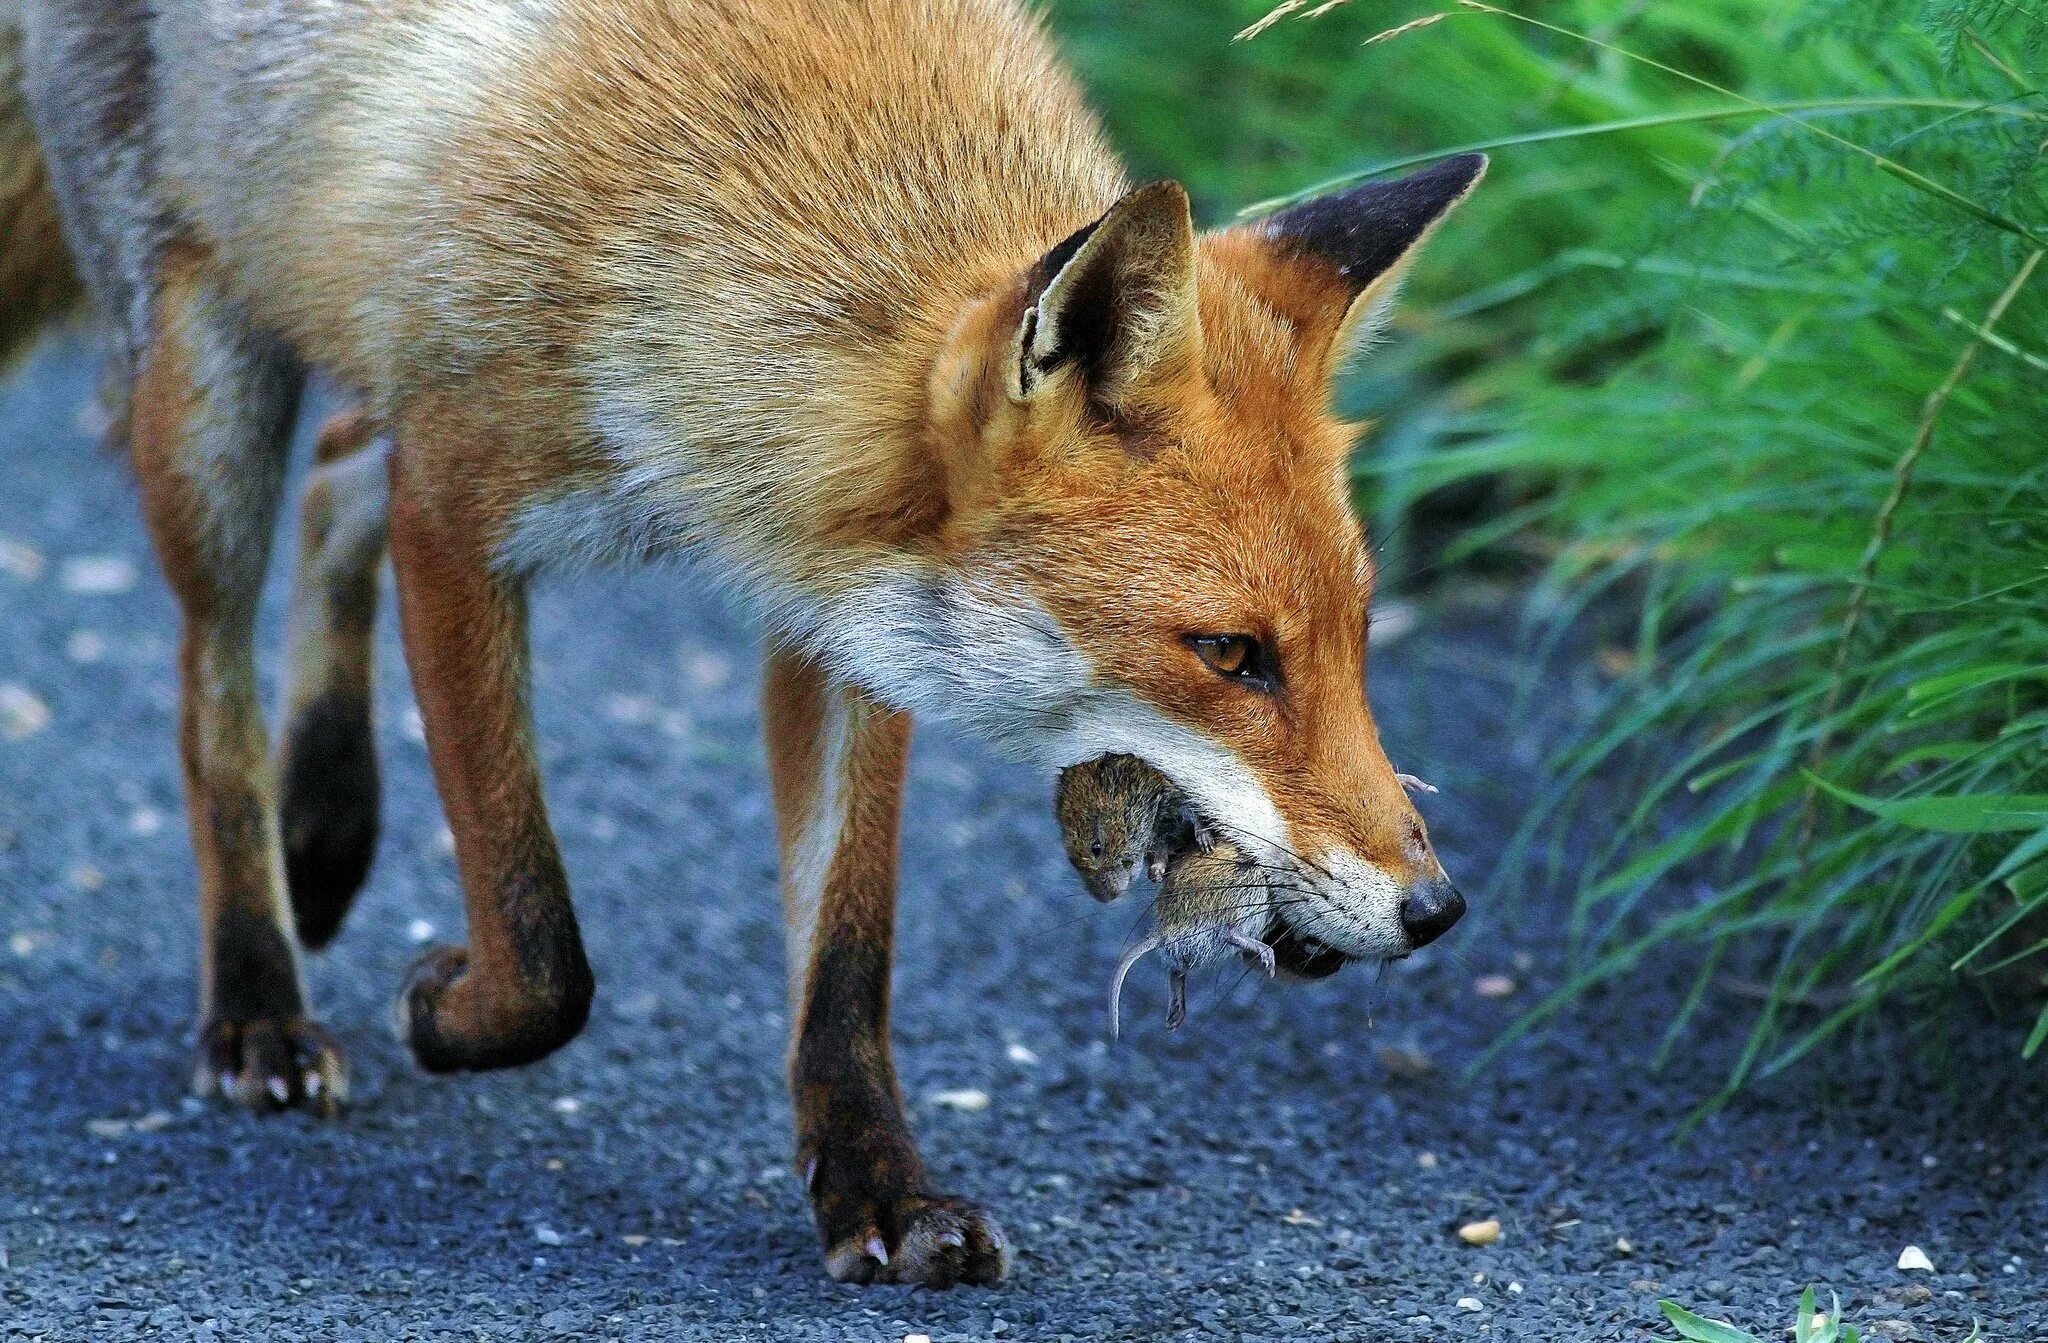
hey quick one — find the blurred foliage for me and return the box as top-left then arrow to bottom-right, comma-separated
1050,0 -> 2048,1094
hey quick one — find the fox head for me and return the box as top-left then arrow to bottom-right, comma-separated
824,156 -> 1484,969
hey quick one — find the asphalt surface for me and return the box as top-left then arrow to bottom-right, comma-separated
3,336 -> 2045,1343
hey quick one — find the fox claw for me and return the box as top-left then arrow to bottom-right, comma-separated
1397,772 -> 1438,795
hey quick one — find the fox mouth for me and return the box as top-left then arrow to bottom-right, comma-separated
1254,914 -> 1351,980
1164,801 -> 1353,980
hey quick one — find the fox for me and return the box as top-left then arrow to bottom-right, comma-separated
3,0 -> 1477,1287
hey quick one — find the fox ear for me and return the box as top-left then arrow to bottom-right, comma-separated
1244,153 -> 1486,370
1010,181 -> 1201,405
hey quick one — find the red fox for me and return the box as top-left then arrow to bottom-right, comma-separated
4,0 -> 1479,1286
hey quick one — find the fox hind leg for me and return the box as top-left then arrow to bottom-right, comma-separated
130,238 -> 345,1113
278,409 -> 389,950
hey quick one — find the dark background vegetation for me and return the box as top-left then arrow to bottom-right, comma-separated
1053,0 -> 2048,1105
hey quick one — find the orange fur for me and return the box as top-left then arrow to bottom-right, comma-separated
18,0 -> 1484,1279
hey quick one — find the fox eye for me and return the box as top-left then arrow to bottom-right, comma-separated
1186,634 -> 1280,693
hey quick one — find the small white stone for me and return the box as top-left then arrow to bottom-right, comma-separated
1507,1282 -> 1524,1295
0,536 -> 46,582
533,1225 -> 565,1247
605,693 -> 659,726
1920,1154 -> 1937,1168
129,806 -> 163,837
407,919 -> 436,944
0,684 -> 51,741
1614,1237 -> 1633,1254
65,630 -> 107,663
929,1088 -> 991,1112
1457,1297 -> 1484,1312
59,555 -> 138,595
551,1097 -> 582,1115
1898,1245 -> 1934,1272
905,1335 -> 933,1343
1005,1042 -> 1039,1065
1370,599 -> 1419,646
680,650 -> 733,690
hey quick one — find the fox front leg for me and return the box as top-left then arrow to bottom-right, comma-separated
764,648 -> 1009,1288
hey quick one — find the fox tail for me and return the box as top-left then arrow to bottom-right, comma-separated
1,9 -> 84,375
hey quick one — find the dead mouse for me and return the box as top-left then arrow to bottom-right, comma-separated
1108,839 -> 1276,1036
1054,754 -> 1185,902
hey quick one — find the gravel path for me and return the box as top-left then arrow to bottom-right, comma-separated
4,338 -> 2044,1342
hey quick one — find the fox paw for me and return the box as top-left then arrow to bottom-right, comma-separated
397,943 -> 591,1073
193,1015 -> 348,1115
819,1190 -> 1010,1288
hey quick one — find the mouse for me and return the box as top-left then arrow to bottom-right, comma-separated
1054,754 -> 1184,902
1108,839 -> 1277,1036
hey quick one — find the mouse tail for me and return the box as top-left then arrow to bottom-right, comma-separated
1108,935 -> 1159,1042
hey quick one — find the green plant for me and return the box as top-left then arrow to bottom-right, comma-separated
1661,1285 -> 1982,1343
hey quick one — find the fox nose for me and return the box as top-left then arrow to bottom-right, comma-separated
1399,879 -> 1465,948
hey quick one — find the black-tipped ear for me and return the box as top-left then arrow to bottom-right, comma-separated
1011,181 -> 1201,404
1261,153 -> 1487,291
1240,153 -> 1486,368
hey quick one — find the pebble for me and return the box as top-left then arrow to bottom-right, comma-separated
0,535 -> 46,581
929,1088 -> 990,1112
1457,1220 -> 1501,1246
65,629 -> 107,663
1473,974 -> 1517,999
1897,1245 -> 1934,1272
1375,1043 -> 1434,1078
905,1335 -> 932,1343
1417,1152 -> 1439,1169
1456,1297 -> 1483,1312
605,693 -> 659,726
1005,1042 -> 1039,1065
551,1097 -> 582,1115
59,554 -> 138,595
407,919 -> 436,943
621,1234 -> 650,1247
1370,600 -> 1418,647
533,1225 -> 565,1247
681,649 -> 734,690
1615,1237 -> 1634,1254
0,684 -> 51,740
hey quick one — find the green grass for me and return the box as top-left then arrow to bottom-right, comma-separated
1051,0 -> 2048,1092
1661,1285 -> 1981,1343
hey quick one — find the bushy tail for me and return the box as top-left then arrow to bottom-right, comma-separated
1,9 -> 83,373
